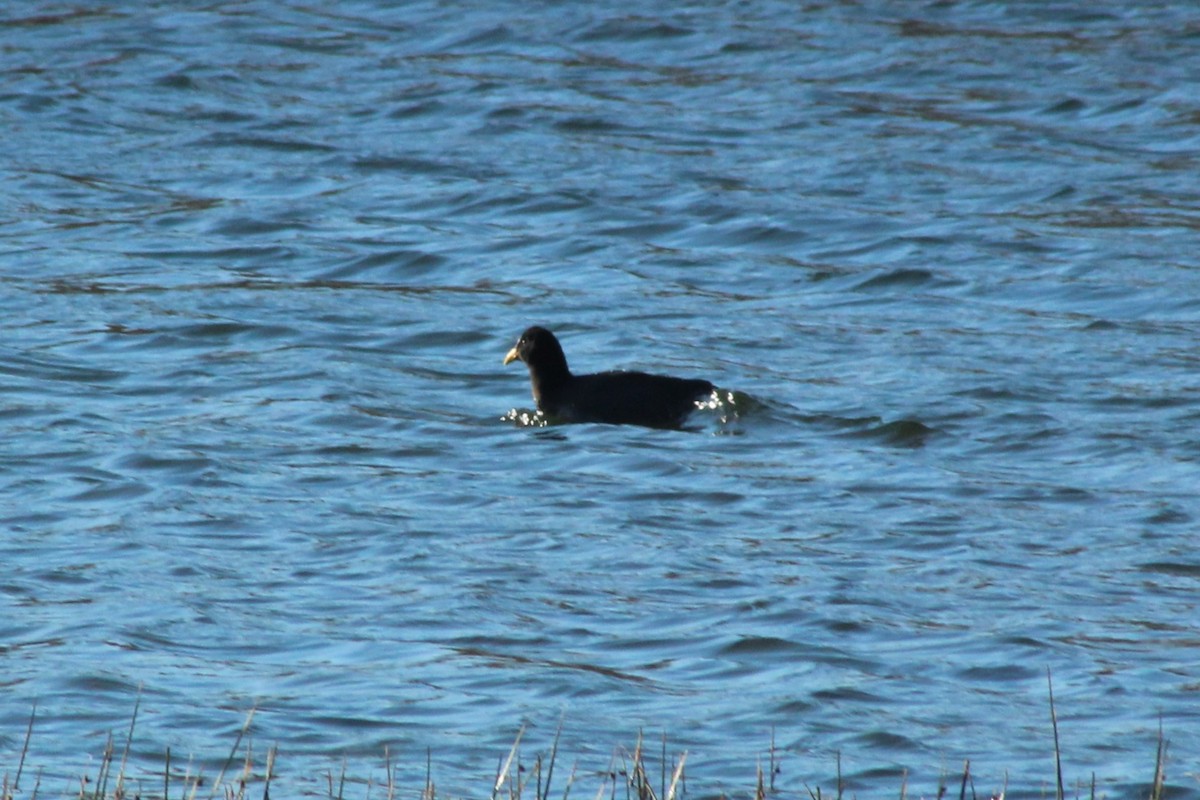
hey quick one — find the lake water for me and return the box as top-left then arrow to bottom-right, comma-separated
2,2 -> 1199,798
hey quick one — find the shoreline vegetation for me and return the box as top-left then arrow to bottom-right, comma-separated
2,677 -> 1176,800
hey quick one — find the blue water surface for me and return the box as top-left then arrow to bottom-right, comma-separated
2,2 -> 1199,798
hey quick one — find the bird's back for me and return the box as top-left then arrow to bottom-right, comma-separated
547,370 -> 713,428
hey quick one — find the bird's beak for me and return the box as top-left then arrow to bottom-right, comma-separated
503,346 -> 520,366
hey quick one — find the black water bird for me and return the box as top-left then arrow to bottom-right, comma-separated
503,326 -> 714,428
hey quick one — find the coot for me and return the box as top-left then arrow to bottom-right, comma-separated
503,326 -> 714,428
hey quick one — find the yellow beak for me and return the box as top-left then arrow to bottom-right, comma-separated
503,347 -> 520,366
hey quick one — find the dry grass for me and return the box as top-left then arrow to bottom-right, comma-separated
1,678 -> 1177,800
